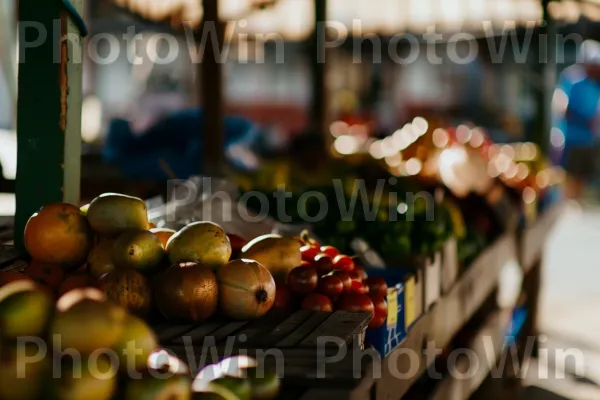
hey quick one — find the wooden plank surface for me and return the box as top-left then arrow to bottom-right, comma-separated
521,202 -> 565,273
377,233 -> 517,399
300,311 -> 371,347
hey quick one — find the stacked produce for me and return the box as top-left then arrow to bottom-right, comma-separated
271,235 -> 387,330
0,192 -> 290,400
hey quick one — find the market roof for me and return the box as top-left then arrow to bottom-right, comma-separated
112,0 -> 600,39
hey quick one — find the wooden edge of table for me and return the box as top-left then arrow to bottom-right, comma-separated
376,233 -> 518,399
521,202 -> 567,274
429,309 -> 512,400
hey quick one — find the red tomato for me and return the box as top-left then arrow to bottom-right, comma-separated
369,312 -> 387,330
348,270 -> 362,283
333,271 -> 352,292
318,275 -> 343,298
320,246 -> 340,259
313,254 -> 334,276
337,293 -> 374,314
369,296 -> 388,329
348,280 -> 368,295
301,245 -> 320,262
0,271 -> 32,288
365,277 -> 388,298
273,283 -> 292,313
355,266 -> 368,281
333,255 -> 355,272
301,293 -> 333,312
26,260 -> 66,293
287,266 -> 318,295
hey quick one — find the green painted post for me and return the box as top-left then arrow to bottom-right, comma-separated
15,0 -> 84,249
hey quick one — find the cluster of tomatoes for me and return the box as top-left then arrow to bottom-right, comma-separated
274,241 -> 389,330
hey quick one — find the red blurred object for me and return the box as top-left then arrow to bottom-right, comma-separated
320,246 -> 340,259
333,255 -> 355,272
227,233 -> 248,259
301,245 -> 320,263
58,272 -> 98,297
364,277 -> 387,298
273,283 -> 292,313
369,295 -> 387,329
301,293 -> 333,312
354,266 -> 368,281
287,266 -> 318,295
318,275 -> 344,298
337,293 -> 374,314
332,271 -> 352,292
0,271 -> 33,288
26,261 -> 66,293
348,280 -> 368,295
314,254 -> 334,276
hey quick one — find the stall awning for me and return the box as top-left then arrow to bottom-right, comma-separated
112,0 -> 600,39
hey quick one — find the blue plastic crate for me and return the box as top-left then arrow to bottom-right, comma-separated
364,267 -> 418,357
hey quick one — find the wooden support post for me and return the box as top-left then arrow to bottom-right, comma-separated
15,0 -> 84,249
201,0 -> 225,177
533,0 -> 556,155
310,0 -> 328,138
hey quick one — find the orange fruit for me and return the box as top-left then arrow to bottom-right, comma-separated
150,228 -> 176,249
148,222 -> 157,229
24,203 -> 93,269
26,260 -> 66,293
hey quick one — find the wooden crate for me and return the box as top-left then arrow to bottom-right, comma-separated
154,310 -> 375,398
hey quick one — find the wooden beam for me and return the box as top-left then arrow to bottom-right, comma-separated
310,0 -> 328,137
201,0 -> 225,177
533,0 -> 556,155
15,0 -> 84,249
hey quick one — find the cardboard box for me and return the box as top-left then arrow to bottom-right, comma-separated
441,238 -> 459,294
424,253 -> 441,311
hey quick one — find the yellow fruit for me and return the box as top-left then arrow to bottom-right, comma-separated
166,222 -> 231,269
114,315 -> 158,372
123,372 -> 191,400
100,269 -> 152,316
0,343 -> 50,400
112,230 -> 164,273
87,239 -> 116,279
50,355 -> 117,400
86,193 -> 149,237
51,290 -> 126,354
0,281 -> 53,340
241,235 -> 302,283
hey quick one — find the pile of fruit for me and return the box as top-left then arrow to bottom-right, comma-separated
0,282 -> 190,400
273,236 -> 388,330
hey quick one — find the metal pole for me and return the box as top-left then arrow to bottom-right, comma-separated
201,0 -> 225,177
15,0 -> 84,249
310,0 -> 328,137
533,0 -> 556,155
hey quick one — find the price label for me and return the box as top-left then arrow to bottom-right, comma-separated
404,276 -> 416,328
386,288 -> 398,328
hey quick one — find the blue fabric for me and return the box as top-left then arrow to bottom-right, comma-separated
565,77 -> 600,147
103,108 -> 263,180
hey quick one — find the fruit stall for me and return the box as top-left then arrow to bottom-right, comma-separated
0,129 -> 566,400
0,1 -> 569,399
